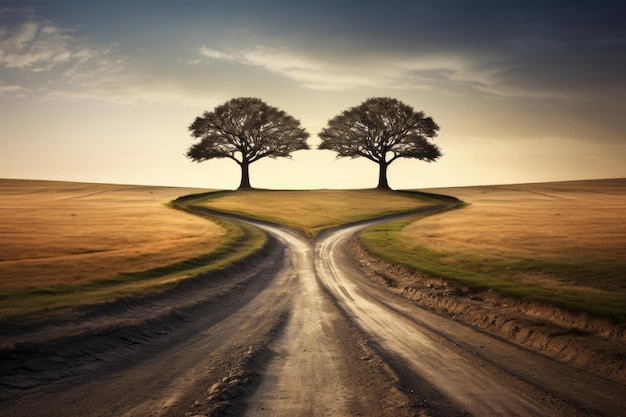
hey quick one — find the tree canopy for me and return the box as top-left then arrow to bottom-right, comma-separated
318,97 -> 441,190
187,97 -> 310,189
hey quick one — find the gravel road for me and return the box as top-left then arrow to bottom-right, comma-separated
1,212 -> 624,416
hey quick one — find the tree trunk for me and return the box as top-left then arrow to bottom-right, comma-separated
376,161 -> 391,190
238,161 -> 252,190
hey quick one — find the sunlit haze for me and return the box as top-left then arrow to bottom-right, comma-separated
1,1 -> 624,190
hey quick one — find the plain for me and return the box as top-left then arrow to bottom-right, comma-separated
0,180 -> 264,319
1,178 -> 624,323
360,178 -> 626,321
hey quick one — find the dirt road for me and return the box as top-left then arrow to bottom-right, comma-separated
315,223 -> 626,416
1,214 -> 625,416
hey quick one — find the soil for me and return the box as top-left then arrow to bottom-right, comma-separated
1,216 -> 624,417
350,238 -> 626,385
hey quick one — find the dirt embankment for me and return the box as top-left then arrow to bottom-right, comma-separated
351,238 -> 626,385
0,235 -> 286,406
0,230 -> 421,417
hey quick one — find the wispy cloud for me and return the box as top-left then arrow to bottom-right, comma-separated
191,1 -> 626,102
0,82 -> 24,97
196,44 -> 498,94
239,46 -> 369,91
0,8 -> 213,106
197,42 -> 610,102
0,8 -> 131,99
0,9 -> 79,71
198,46 -> 236,61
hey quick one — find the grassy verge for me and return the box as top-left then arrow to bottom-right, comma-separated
359,185 -> 626,322
0,193 -> 265,321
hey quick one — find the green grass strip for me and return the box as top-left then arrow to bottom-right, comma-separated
0,194 -> 266,321
359,215 -> 626,322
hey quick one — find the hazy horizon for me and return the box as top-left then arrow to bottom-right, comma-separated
1,1 -> 624,190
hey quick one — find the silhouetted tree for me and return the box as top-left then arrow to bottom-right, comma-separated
187,97 -> 310,189
318,97 -> 441,190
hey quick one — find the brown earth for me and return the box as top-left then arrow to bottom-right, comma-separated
1,210 -> 624,416
351,238 -> 626,385
0,223 -> 417,417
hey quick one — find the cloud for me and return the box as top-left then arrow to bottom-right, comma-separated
0,8 -> 128,93
198,46 -> 235,61
0,9 -> 79,71
4,3 -> 623,109
0,8 -> 216,106
194,44 -> 545,100
0,82 -> 24,97
240,46 -> 368,90
198,45 -> 341,89
196,44 -> 477,92
191,1 -> 626,102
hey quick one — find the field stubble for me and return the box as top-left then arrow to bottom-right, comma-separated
0,179 -> 230,318
411,179 -> 626,294
353,179 -> 626,382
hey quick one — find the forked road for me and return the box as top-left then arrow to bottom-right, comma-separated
241,216 -> 625,417
1,212 -> 624,416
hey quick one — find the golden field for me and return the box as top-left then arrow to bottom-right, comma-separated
195,189 -> 441,237
3,178 -> 624,321
359,178 -> 626,319
0,181 -> 440,319
413,179 -> 626,291
0,179 -> 225,291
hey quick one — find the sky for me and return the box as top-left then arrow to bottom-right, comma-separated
0,1 -> 625,190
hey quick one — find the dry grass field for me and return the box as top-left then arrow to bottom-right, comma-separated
4,178 -> 624,321
0,179 -> 225,290
195,189 -> 444,237
360,178 -> 626,319
414,179 -> 626,289
0,179 -> 236,318
0,182 -> 444,319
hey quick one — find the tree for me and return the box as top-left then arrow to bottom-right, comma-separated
318,97 -> 441,190
187,97 -> 310,190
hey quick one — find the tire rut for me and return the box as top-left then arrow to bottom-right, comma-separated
316,220 -> 626,417
0,235 -> 285,405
